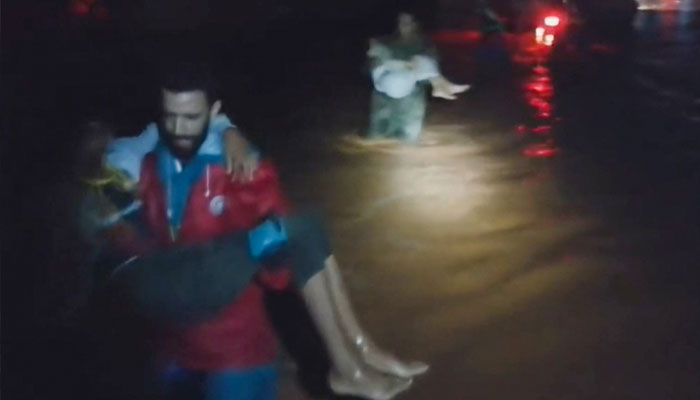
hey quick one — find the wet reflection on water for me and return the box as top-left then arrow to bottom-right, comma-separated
281,86 -> 606,398
277,18 -> 700,398
518,47 -> 560,158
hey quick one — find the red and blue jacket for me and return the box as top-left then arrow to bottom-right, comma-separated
138,145 -> 291,370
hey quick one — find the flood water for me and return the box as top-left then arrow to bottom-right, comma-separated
273,10 -> 700,399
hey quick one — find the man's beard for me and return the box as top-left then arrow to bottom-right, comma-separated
160,120 -> 209,161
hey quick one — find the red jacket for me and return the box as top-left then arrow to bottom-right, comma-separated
139,154 -> 291,370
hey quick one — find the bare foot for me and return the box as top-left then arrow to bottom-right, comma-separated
356,336 -> 430,379
448,83 -> 471,94
329,368 -> 413,400
431,84 -> 457,100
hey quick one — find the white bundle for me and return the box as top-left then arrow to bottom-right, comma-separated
369,41 -> 439,99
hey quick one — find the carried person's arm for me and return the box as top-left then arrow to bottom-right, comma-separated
198,115 -> 260,181
105,115 -> 259,183
223,127 -> 259,181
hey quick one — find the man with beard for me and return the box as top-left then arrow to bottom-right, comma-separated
127,63 -> 293,400
96,62 -> 423,400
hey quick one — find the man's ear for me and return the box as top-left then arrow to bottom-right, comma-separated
210,100 -> 222,118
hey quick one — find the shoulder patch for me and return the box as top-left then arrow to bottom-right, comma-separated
209,195 -> 226,216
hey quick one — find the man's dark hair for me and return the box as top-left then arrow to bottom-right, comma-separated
158,60 -> 219,103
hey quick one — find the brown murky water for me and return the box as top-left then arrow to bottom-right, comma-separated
269,27 -> 700,398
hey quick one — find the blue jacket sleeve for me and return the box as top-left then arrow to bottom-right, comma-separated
104,123 -> 159,181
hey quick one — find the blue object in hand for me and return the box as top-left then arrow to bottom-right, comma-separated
248,217 -> 288,260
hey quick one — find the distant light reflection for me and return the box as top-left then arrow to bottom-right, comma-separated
544,16 -> 560,27
523,142 -> 559,158
516,42 -> 561,158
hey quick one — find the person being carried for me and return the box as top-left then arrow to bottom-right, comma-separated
81,63 -> 427,400
368,38 -> 469,101
367,12 -> 470,142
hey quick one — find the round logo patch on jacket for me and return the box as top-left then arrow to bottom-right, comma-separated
209,195 -> 226,216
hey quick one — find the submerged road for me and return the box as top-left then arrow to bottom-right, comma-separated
270,14 -> 700,400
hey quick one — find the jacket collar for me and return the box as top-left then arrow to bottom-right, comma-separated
154,144 -> 224,234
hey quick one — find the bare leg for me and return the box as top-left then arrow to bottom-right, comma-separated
302,273 -> 413,400
322,256 -> 429,378
430,76 -> 457,100
429,76 -> 471,100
